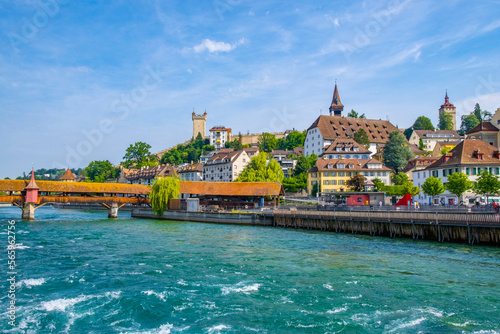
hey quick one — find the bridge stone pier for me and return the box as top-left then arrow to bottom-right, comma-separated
22,203 -> 36,220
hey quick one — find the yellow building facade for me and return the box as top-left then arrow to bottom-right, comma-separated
307,158 -> 392,194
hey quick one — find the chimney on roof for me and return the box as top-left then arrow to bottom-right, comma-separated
494,151 -> 500,159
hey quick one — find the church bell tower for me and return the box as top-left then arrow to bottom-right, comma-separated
329,82 -> 344,117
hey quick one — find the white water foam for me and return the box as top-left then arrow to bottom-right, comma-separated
207,324 -> 231,333
177,279 -> 188,286
17,278 -> 46,288
387,317 -> 426,333
346,281 -> 358,284
449,321 -> 472,327
142,290 -> 168,301
41,290 -> 121,312
296,324 -> 318,328
121,323 -> 174,334
41,295 -> 90,312
345,294 -> 363,299
221,283 -> 260,295
327,306 -> 348,314
323,283 -> 334,291
157,323 -> 174,334
15,243 -> 30,249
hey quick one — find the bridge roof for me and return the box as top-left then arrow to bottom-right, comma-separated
0,180 -> 284,197
180,181 -> 284,197
0,180 -> 150,195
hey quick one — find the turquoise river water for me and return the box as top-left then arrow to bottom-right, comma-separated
0,206 -> 499,333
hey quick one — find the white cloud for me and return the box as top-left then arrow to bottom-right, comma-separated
456,92 -> 500,118
483,19 -> 500,33
193,38 -> 246,53
378,44 -> 422,69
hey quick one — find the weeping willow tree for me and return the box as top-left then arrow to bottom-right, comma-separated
149,176 -> 180,216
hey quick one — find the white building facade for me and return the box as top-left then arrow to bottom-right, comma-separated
203,150 -> 250,182
413,139 -> 500,205
209,126 -> 232,151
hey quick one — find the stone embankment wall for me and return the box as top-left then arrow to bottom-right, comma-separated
132,209 -> 273,226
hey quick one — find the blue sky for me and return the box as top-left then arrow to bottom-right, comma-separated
1,0 -> 500,178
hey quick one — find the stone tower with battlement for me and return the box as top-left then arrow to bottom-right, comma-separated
439,91 -> 456,130
192,111 -> 207,139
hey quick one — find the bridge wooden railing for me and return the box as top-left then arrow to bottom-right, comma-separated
271,210 -> 500,226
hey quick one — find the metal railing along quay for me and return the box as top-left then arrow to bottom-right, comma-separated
271,209 -> 500,226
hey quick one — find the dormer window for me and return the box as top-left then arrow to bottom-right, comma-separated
345,147 -> 350,152
348,164 -> 354,169
327,164 -> 333,169
336,147 -> 341,152
353,147 -> 359,152
337,163 -> 345,169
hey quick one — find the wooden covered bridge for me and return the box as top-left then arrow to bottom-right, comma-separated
0,172 -> 284,220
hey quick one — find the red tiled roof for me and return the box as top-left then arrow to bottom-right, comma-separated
126,165 -> 176,180
413,130 -> 460,139
466,121 -> 499,135
426,139 -> 500,169
58,168 -> 77,181
308,158 -> 392,173
293,147 -> 304,155
209,126 -> 232,132
307,116 -> 399,143
0,180 -> 150,195
180,181 -> 284,196
178,163 -> 203,173
206,150 -> 245,165
321,138 -> 371,156
409,144 -> 425,154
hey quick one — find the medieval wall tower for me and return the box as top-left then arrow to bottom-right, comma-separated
439,91 -> 456,130
192,110 -> 207,139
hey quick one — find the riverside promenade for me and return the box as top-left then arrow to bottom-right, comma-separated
267,209 -> 500,246
133,207 -> 500,246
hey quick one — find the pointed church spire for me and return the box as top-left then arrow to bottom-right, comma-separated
329,81 -> 344,117
445,89 -> 449,103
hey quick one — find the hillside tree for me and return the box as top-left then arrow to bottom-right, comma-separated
85,160 -> 119,183
382,131 -> 414,174
122,142 -> 158,168
347,109 -> 366,118
438,112 -> 454,130
346,174 -> 367,192
236,152 -> 284,183
258,133 -> 278,152
353,128 -> 370,148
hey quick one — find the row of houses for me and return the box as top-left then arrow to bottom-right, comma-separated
116,146 -> 303,185
302,84 -> 500,204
